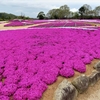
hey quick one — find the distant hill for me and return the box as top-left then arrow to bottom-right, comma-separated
0,12 -> 32,21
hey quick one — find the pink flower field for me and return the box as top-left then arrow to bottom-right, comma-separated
0,28 -> 100,100
29,20 -> 92,28
4,20 -> 34,27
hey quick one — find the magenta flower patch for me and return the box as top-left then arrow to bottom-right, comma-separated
0,28 -> 100,99
4,20 -> 34,27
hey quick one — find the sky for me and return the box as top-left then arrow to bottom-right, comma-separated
0,0 -> 100,18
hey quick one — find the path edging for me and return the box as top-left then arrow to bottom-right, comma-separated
53,61 -> 100,100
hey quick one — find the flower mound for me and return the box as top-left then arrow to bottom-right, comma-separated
0,28 -> 100,99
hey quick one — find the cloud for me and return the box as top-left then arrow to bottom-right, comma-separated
0,0 -> 100,17
70,8 -> 78,12
0,0 -> 100,5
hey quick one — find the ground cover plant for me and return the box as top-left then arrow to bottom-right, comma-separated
29,20 -> 92,28
33,20 -> 50,24
4,19 -> 98,28
0,28 -> 100,100
4,19 -> 34,27
4,19 -> 52,27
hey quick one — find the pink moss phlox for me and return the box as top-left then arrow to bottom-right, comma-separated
0,27 -> 100,99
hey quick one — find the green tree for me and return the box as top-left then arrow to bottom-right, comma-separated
46,9 -> 59,19
37,11 -> 45,19
79,6 -> 85,19
59,5 -> 70,19
46,5 -> 70,19
73,12 -> 79,19
83,4 -> 92,16
94,6 -> 100,17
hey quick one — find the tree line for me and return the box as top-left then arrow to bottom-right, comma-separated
0,12 -> 32,21
37,4 -> 100,19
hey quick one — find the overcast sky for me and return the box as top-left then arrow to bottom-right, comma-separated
0,0 -> 100,18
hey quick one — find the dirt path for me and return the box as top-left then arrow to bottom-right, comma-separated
86,22 -> 100,27
0,22 -> 50,30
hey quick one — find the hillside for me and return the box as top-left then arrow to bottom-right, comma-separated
0,12 -> 31,21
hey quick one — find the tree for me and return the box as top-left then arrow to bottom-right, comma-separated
79,6 -> 85,19
83,4 -> 92,16
20,12 -> 25,19
47,8 -> 64,19
46,4 -> 100,19
59,5 -> 70,19
46,9 -> 58,19
94,6 -> 100,17
73,12 -> 80,19
37,11 -> 45,19
46,5 -> 70,19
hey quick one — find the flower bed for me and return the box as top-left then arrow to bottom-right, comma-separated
0,28 -> 100,99
33,20 -> 50,24
65,22 -> 91,27
29,20 -> 92,28
4,19 -> 94,27
4,20 -> 34,27
29,22 -> 67,28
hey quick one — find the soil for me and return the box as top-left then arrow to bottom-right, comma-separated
0,22 -> 50,30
